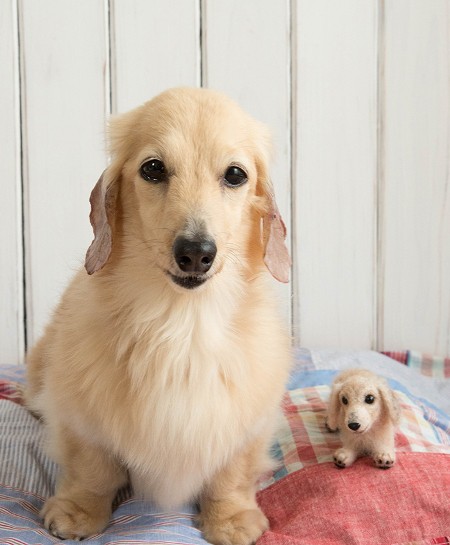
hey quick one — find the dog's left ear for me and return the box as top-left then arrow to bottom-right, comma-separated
262,196 -> 291,283
85,169 -> 119,275
253,123 -> 291,282
253,122 -> 291,283
378,382 -> 401,426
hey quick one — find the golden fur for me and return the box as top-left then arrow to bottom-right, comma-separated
326,369 -> 401,469
26,88 -> 291,544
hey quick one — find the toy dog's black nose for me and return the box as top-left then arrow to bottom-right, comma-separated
348,422 -> 361,431
173,236 -> 217,274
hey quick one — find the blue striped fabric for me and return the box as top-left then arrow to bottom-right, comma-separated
0,371 -> 210,544
1,484 -> 206,545
0,417 -> 208,544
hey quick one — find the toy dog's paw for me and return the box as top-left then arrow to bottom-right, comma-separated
333,448 -> 356,469
373,452 -> 395,469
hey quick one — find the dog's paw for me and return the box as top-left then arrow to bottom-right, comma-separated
333,448 -> 356,469
199,508 -> 269,545
373,452 -> 395,469
41,495 -> 110,540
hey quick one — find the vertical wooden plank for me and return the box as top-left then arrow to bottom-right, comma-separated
204,0 -> 292,323
21,0 -> 108,345
294,0 -> 378,349
112,0 -> 199,113
0,0 -> 24,364
382,0 -> 450,355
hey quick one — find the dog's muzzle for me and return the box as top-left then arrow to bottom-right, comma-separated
348,422 -> 361,432
170,236 -> 217,289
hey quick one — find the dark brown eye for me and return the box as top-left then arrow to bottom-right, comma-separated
342,396 -> 348,405
224,166 -> 248,188
365,395 -> 375,404
140,159 -> 167,183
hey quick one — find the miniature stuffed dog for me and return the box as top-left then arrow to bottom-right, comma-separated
326,369 -> 401,469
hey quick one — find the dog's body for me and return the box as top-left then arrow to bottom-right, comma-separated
326,369 -> 401,469
26,88 -> 291,544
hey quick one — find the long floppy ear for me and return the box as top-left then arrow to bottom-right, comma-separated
326,381 -> 343,432
262,195 -> 291,283
252,121 -> 291,282
84,170 -> 119,275
378,381 -> 401,426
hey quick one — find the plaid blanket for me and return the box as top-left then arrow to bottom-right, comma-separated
382,351 -> 450,378
0,350 -> 449,544
256,350 -> 450,545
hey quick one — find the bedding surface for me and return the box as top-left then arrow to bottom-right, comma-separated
0,350 -> 449,545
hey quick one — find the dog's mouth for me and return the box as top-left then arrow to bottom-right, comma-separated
169,273 -> 209,290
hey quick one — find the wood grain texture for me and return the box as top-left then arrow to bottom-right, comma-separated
21,0 -> 108,345
381,0 -> 450,354
0,0 -> 24,364
204,0 -> 292,322
112,0 -> 199,113
1,2 -> 449,357
294,0 -> 378,349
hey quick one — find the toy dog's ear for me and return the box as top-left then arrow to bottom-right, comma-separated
378,381 -> 401,426
326,381 -> 343,432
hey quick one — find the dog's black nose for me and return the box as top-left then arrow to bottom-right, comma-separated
173,237 -> 217,274
348,422 -> 361,431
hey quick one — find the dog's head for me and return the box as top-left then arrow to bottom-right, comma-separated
326,369 -> 401,434
85,88 -> 290,290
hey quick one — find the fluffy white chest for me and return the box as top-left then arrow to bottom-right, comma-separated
115,288 -> 260,507
125,348 -> 255,507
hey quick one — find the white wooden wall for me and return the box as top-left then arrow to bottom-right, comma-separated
1,0 -> 449,365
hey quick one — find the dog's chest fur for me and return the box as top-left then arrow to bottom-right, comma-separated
125,289 -> 268,504
59,273 -> 281,507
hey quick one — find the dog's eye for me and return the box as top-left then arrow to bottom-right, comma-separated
223,166 -> 248,188
140,159 -> 167,183
365,395 -> 375,404
342,396 -> 348,405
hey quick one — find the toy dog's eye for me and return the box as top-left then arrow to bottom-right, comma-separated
365,395 -> 375,404
342,396 -> 348,405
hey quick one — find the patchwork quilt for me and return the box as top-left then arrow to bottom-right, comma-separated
0,350 -> 449,545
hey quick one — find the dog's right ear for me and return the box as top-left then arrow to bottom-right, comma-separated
85,169 -> 119,275
326,381 -> 343,432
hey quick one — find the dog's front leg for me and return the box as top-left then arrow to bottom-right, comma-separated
41,427 -> 127,540
198,437 -> 271,545
333,447 -> 358,468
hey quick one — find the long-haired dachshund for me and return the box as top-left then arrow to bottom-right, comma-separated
26,88 -> 291,544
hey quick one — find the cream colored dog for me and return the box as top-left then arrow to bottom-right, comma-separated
326,369 -> 401,469
26,88 -> 291,544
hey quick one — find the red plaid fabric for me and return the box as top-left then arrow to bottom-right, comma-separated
382,351 -> 450,379
382,351 -> 409,365
263,386 -> 450,488
257,453 -> 450,545
0,380 -> 23,404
